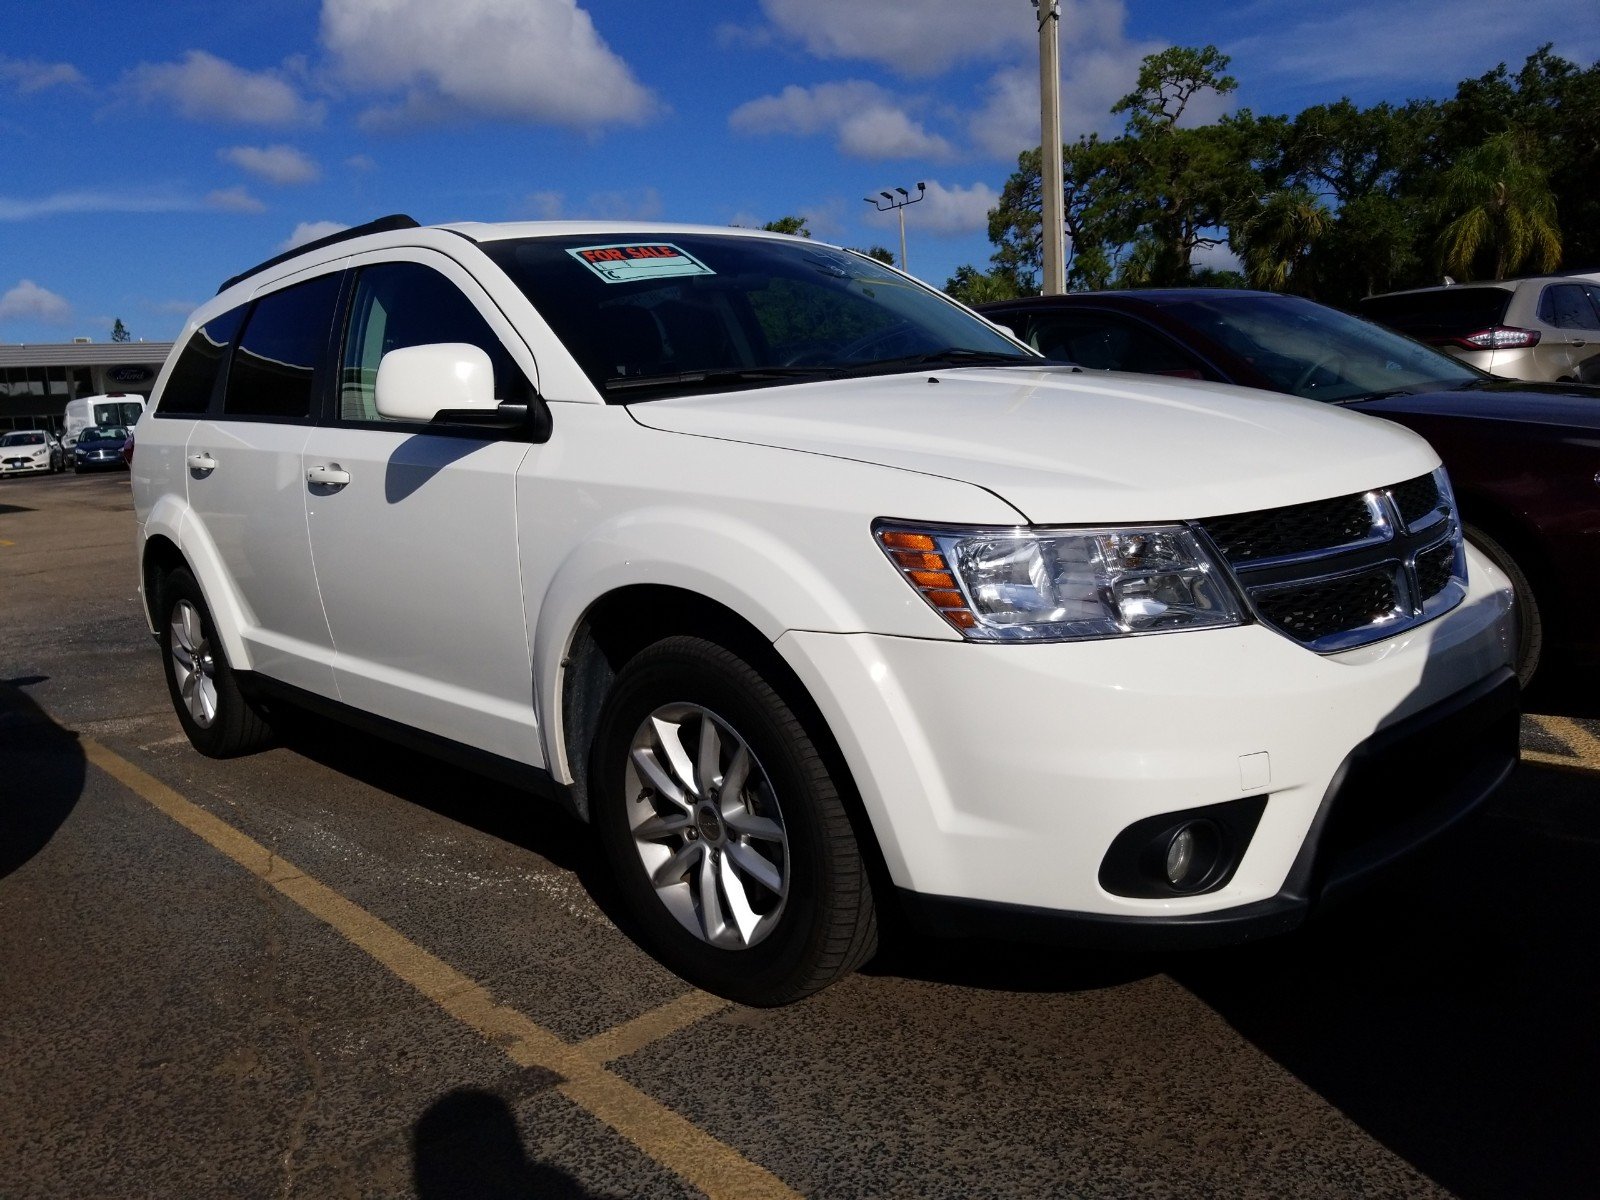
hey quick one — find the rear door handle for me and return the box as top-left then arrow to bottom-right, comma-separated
306,464 -> 351,488
187,453 -> 216,473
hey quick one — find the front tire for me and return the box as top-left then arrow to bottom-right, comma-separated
158,567 -> 272,757
1467,525 -> 1543,688
592,636 -> 877,1005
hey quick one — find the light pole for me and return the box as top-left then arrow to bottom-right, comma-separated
1034,0 -> 1066,294
863,182 -> 926,273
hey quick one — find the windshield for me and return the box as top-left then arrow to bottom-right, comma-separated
1,432 -> 45,446
82,426 -> 127,442
483,233 -> 1035,399
1156,293 -> 1483,402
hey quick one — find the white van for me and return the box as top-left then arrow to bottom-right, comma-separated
64,393 -> 146,450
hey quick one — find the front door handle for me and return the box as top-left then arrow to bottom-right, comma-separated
306,464 -> 351,488
187,453 -> 216,473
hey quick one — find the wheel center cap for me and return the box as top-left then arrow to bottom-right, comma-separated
695,804 -> 724,844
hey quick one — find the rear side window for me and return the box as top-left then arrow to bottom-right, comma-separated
339,261 -> 522,422
1358,289 -> 1512,339
224,274 -> 342,419
156,307 -> 246,416
1537,284 -> 1600,331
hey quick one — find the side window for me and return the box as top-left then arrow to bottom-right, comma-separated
340,261 -> 521,422
1029,313 -> 1208,378
155,306 -> 246,416
223,274 -> 342,420
1538,284 -> 1600,332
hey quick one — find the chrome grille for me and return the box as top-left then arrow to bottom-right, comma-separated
1197,471 -> 1466,653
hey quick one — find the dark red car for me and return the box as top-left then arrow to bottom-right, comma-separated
980,289 -> 1600,687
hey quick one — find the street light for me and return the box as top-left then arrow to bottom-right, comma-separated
863,182 -> 926,273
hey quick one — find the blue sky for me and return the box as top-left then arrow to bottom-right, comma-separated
2,0 -> 1595,346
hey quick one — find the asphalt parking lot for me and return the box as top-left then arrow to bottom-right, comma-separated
3,471 -> 1597,1199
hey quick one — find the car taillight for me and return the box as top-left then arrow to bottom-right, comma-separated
122,434 -> 135,465
1450,326 -> 1541,350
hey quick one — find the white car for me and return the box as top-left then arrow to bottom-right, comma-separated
131,217 -> 1519,1004
0,429 -> 64,476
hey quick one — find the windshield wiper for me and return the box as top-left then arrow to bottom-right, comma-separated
872,347 -> 1038,369
603,366 -> 849,394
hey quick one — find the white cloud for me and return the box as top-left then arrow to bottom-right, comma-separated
0,280 -> 71,323
220,144 -> 321,186
0,190 -> 214,220
0,57 -> 86,94
577,188 -> 664,221
861,181 -> 998,238
344,153 -> 377,172
1191,240 -> 1244,274
1231,0 -> 1600,89
730,82 -> 954,161
125,50 -> 324,125
321,0 -> 658,130
752,0 -> 1033,76
518,190 -> 566,219
206,187 -> 268,214
281,220 -> 349,250
969,2 -> 1166,158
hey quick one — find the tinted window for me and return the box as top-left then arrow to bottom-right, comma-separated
1357,288 -> 1512,339
157,307 -> 246,416
339,261 -> 522,422
1537,284 -> 1600,331
224,274 -> 341,419
1025,312 -> 1209,378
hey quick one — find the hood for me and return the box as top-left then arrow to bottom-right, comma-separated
626,366 -> 1441,523
1360,380 -> 1600,432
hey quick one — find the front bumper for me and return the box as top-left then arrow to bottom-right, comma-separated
774,542 -> 1516,940
1,458 -> 51,475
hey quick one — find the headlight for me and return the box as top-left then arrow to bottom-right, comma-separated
875,521 -> 1245,641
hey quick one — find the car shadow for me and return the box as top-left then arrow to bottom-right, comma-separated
1170,760 -> 1599,1200
0,676 -> 86,879
1522,664 -> 1600,719
0,502 -> 36,515
264,711 -> 633,932
413,1088 -> 617,1200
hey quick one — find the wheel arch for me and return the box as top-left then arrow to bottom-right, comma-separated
139,502 -> 254,670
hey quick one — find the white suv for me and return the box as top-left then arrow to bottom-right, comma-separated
131,217 -> 1519,1004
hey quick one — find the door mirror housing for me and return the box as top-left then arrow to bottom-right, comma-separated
375,342 -> 497,422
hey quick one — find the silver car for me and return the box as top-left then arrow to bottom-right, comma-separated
1358,274 -> 1600,385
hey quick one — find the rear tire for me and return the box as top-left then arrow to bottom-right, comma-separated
1467,525 -> 1543,688
158,567 -> 272,757
592,636 -> 877,1005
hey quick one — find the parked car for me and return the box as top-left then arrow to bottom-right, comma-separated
73,426 -> 132,473
132,219 -> 1516,1004
980,288 -> 1600,685
63,393 -> 146,453
0,429 -> 64,477
1356,275 -> 1600,385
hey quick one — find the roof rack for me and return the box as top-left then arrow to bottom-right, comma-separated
216,214 -> 422,295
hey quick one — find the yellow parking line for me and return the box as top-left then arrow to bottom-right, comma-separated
579,989 -> 731,1065
80,738 -> 798,1200
1530,715 -> 1600,767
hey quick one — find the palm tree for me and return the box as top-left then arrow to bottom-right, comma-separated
1232,189 -> 1333,293
1437,131 -> 1561,280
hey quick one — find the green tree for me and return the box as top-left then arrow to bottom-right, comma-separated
1436,131 -> 1561,280
111,318 -> 130,343
760,216 -> 811,238
943,265 -> 1022,306
847,245 -> 896,265
1230,187 -> 1333,292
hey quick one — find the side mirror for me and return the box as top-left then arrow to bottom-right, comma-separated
375,343 -> 497,422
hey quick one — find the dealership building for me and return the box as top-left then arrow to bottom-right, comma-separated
0,340 -> 173,433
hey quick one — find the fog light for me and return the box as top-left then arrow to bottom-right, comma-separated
1165,826 -> 1196,884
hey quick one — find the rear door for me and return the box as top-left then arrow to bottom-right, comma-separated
301,251 -> 539,763
1534,283 -> 1600,382
187,269 -> 343,695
